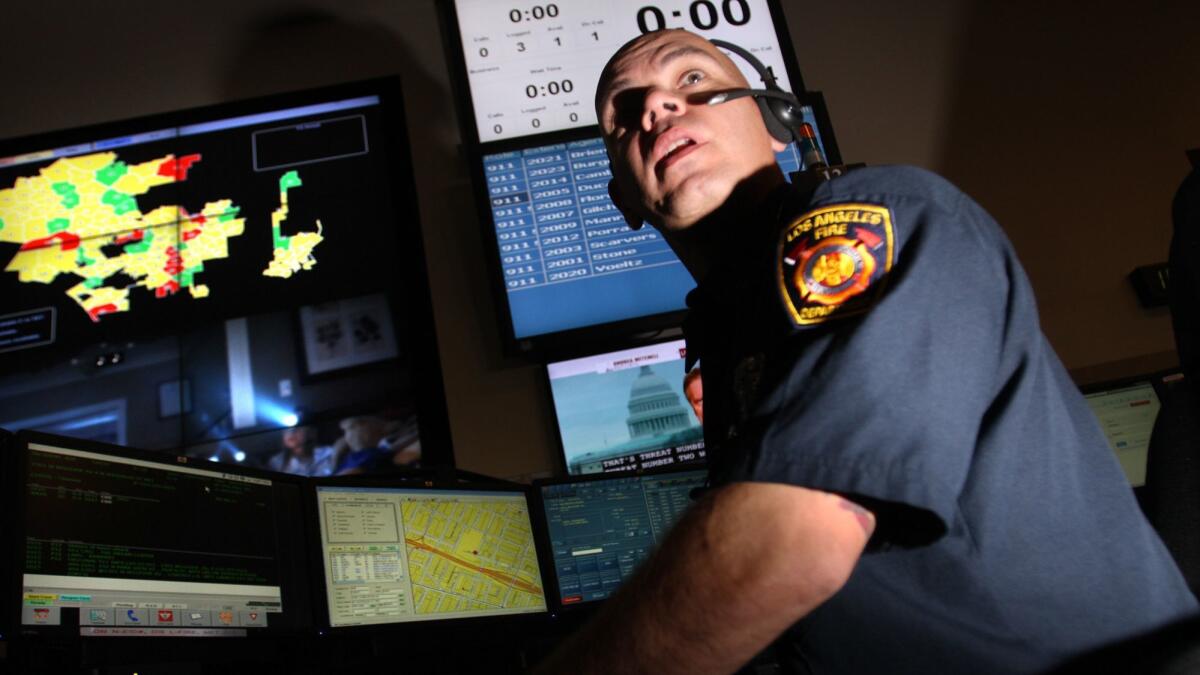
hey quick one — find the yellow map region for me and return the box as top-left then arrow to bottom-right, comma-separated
262,170 -> 324,278
0,151 -> 246,321
401,498 -> 546,615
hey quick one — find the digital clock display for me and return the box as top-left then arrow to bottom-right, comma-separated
453,0 -> 795,143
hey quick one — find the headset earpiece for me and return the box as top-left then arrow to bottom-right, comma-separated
709,38 -> 801,145
758,97 -> 798,145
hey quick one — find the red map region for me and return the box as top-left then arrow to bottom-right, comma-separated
114,229 -> 144,245
163,246 -> 184,276
155,280 -> 180,298
156,153 -> 202,180
19,231 -> 81,252
179,210 -> 203,241
87,304 -> 119,322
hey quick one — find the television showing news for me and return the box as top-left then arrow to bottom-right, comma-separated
537,468 -> 707,606
313,483 -> 547,628
547,338 -> 705,475
13,431 -> 312,637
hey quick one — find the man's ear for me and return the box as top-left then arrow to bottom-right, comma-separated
770,137 -> 788,154
608,179 -> 644,231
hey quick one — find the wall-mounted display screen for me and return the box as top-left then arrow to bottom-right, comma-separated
547,338 -> 704,475
451,0 -> 799,143
314,484 -> 547,628
537,468 -> 706,606
486,104 -> 828,341
0,80 -> 425,362
0,79 -> 453,473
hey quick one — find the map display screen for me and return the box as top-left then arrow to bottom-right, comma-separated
0,93 -> 410,353
315,485 -> 547,627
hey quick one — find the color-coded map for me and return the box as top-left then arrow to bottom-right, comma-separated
401,497 -> 545,614
0,152 -> 322,322
263,170 -> 324,279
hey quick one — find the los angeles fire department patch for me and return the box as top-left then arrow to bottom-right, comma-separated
778,202 -> 894,328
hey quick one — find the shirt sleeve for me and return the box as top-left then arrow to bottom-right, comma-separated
734,167 -> 1032,547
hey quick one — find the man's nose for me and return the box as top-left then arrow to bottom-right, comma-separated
641,88 -> 686,131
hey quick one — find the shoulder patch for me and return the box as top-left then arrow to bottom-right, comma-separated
777,202 -> 894,328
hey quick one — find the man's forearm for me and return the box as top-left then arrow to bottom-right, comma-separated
533,482 -> 873,674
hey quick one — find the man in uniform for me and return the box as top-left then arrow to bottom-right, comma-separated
533,29 -> 1196,674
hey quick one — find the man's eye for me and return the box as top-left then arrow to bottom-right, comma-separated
680,70 -> 705,86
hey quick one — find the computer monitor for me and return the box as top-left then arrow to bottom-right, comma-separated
1081,374 -> 1173,488
535,467 -> 708,608
0,79 -> 454,470
478,96 -> 836,349
442,0 -> 841,353
9,430 -> 313,638
444,0 -> 807,144
311,480 -> 548,628
0,78 -> 424,358
546,338 -> 705,475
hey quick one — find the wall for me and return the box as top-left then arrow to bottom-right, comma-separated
2,0 -> 1196,480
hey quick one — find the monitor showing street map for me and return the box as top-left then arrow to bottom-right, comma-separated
0,78 -> 422,361
313,482 -> 548,628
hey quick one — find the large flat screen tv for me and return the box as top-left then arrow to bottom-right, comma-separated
0,79 -> 453,471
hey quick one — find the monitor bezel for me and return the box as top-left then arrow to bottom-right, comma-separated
0,77 -> 456,470
437,0 -> 841,359
530,463 -> 711,613
5,428 -> 317,642
303,473 -> 555,634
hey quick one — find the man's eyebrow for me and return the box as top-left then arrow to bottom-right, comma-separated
657,44 -> 715,69
598,44 -> 719,107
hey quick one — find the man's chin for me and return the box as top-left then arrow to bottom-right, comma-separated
654,186 -> 734,232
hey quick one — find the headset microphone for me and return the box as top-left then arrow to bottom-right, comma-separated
706,89 -> 796,106
709,38 -> 862,185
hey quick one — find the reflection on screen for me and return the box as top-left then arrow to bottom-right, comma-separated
484,110 -> 826,339
548,339 -> 705,475
315,486 -> 547,627
20,442 -> 286,635
540,469 -> 707,605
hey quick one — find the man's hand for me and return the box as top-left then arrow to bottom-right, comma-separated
533,481 -> 874,675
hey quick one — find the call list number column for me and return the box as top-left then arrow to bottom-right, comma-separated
485,139 -> 677,292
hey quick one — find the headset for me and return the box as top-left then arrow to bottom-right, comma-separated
707,39 -> 826,168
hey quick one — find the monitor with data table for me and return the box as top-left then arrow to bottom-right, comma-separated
536,467 -> 707,607
10,430 -> 313,637
312,481 -> 548,628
